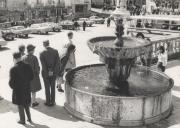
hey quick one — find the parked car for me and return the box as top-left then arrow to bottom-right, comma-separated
0,32 -> 8,47
0,38 -> 7,48
89,16 -> 105,24
42,22 -> 62,32
1,28 -> 15,41
30,23 -> 52,34
59,20 -> 75,30
77,18 -> 94,27
9,26 -> 32,38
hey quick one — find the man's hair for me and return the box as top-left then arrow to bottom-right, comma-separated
67,31 -> 73,37
18,45 -> 25,52
43,40 -> 49,47
13,52 -> 21,59
158,46 -> 165,54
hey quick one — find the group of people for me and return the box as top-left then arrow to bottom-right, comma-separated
73,20 -> 87,31
138,45 -> 168,72
9,31 -> 76,125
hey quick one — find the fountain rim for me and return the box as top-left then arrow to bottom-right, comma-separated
65,64 -> 174,99
87,36 -> 152,49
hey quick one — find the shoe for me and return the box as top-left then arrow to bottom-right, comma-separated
58,88 -> 64,92
32,102 -> 39,107
44,102 -> 51,106
27,119 -> 33,124
0,96 -> 3,100
49,102 -> 56,106
17,120 -> 25,125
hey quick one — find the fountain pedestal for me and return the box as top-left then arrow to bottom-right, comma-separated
105,57 -> 135,84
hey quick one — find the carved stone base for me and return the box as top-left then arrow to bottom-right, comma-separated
105,57 -> 135,86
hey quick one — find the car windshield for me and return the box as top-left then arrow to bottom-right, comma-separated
31,24 -> 40,28
90,16 -> 97,19
79,18 -> 88,21
16,26 -> 24,29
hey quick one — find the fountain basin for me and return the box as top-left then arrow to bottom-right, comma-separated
64,64 -> 173,127
87,36 -> 152,59
87,36 -> 153,84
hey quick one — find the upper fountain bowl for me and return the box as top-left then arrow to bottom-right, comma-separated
87,36 -> 152,59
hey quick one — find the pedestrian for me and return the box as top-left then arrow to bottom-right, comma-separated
9,52 -> 34,124
83,20 -> 87,31
74,21 -> 78,31
0,65 -> 3,100
18,45 -> 26,57
23,44 -> 41,107
64,32 -> 76,71
40,40 -> 60,106
156,46 -> 168,72
107,17 -> 111,27
57,39 -> 76,92
57,32 -> 76,92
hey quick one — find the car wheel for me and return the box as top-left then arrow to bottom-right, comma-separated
3,37 -> 8,41
136,33 -> 144,39
11,37 -> 14,41
25,34 -> 28,38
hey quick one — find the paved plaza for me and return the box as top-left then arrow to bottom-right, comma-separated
0,23 -> 180,128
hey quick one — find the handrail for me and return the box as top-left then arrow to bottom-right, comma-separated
139,34 -> 180,66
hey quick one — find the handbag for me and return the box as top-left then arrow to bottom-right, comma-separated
56,76 -> 65,85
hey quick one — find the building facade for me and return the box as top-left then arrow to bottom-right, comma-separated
1,0 -> 65,23
64,0 -> 91,18
0,0 -> 7,22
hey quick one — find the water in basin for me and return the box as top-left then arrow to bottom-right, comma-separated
93,37 -> 148,48
68,65 -> 170,97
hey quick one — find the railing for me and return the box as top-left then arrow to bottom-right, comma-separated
138,34 -> 180,66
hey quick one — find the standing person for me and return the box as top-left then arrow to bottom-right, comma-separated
157,46 -> 168,72
18,45 -> 26,57
74,21 -> 78,31
57,32 -> 76,92
57,40 -> 76,92
23,44 -> 41,107
64,32 -> 76,71
9,52 -> 34,124
40,40 -> 60,106
107,17 -> 111,27
0,66 -> 3,100
83,20 -> 87,31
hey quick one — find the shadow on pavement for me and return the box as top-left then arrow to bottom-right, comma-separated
0,99 -> 17,113
166,60 -> 180,69
19,36 -> 34,39
0,47 -> 10,51
173,86 -> 180,92
34,98 -> 78,122
24,122 -> 50,128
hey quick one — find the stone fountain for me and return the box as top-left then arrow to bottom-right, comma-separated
64,0 -> 174,127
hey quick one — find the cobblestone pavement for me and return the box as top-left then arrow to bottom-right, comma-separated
0,23 -> 180,128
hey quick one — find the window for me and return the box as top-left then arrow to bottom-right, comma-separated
75,4 -> 84,13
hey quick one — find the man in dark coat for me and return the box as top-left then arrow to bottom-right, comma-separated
9,52 -> 34,125
40,40 -> 60,106
107,17 -> 111,27
83,21 -> 87,31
